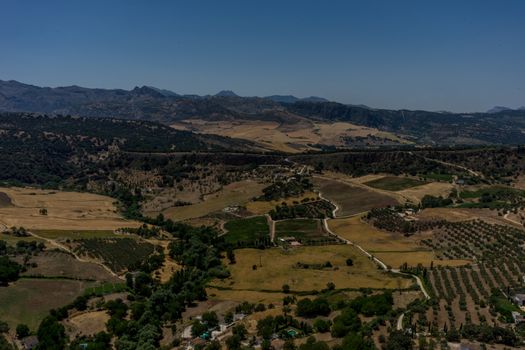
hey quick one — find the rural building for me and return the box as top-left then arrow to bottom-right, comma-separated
512,294 -> 525,306
512,311 -> 525,324
20,336 -> 39,350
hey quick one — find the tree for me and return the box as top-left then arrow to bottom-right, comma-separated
0,321 -> 8,334
282,284 -> 291,293
226,335 -> 241,350
191,320 -> 208,338
345,258 -> 353,266
37,316 -> 67,350
0,257 -> 22,286
16,324 -> 30,338
202,311 -> 219,329
385,330 -> 413,350
313,318 -> 330,333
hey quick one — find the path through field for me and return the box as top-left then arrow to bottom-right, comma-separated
317,192 -> 431,312
26,230 -> 123,280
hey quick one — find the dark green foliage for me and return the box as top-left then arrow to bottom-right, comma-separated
295,298 -> 331,318
331,308 -> 361,338
385,330 -> 413,350
258,177 -> 313,201
270,200 -> 335,220
37,316 -> 67,350
15,324 -> 30,339
420,195 -> 453,208
349,292 -> 393,317
0,256 -> 22,286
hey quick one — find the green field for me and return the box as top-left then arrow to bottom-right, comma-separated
32,229 -> 119,239
459,185 -> 524,199
0,232 -> 44,245
74,238 -> 154,273
0,278 -> 92,330
224,216 -> 269,244
420,173 -> 454,182
275,219 -> 337,244
84,282 -> 127,296
364,176 -> 427,191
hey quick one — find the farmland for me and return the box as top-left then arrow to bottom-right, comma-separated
0,187 -> 141,230
245,191 -> 318,215
72,238 -> 155,273
211,245 -> 413,294
327,216 -> 469,268
19,251 -> 121,282
160,180 -> 265,221
275,219 -> 341,245
0,278 -> 93,330
223,216 -> 270,246
364,176 -> 427,191
313,177 -> 398,216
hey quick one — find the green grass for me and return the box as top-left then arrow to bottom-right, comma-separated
459,185 -> 524,199
420,173 -> 454,182
0,278 -> 92,330
364,176 -> 427,191
275,219 -> 325,241
224,216 -> 269,244
0,233 -> 44,245
84,282 -> 127,296
32,229 -> 119,239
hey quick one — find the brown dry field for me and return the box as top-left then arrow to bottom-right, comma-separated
0,187 -> 141,230
171,119 -> 411,153
18,251 -> 120,282
64,310 -> 109,338
313,177 -> 399,217
245,191 -> 319,215
396,182 -> 455,203
327,216 -> 470,268
160,180 -> 265,221
211,246 -> 413,294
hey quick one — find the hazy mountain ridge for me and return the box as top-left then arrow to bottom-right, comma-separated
1,79 -> 525,146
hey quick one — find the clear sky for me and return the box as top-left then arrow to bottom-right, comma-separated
0,0 -> 523,112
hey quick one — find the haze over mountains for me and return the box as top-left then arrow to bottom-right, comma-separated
1,79 -> 525,150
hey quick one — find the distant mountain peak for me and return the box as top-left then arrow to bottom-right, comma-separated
215,90 -> 238,97
487,106 -> 512,113
145,86 -> 180,97
131,86 -> 165,97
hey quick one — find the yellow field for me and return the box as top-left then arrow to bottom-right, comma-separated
327,216 -> 469,268
0,187 -> 141,230
171,119 -> 412,153
397,182 -> 455,203
245,191 -> 319,215
65,310 -> 109,338
162,180 -> 265,221
211,246 -> 413,294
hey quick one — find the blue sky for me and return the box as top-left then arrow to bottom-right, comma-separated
0,0 -> 523,112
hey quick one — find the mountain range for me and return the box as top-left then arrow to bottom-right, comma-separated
1,79 -> 525,148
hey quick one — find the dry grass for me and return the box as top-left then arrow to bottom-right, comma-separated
171,119 -> 411,153
161,180 -> 265,221
0,187 -> 141,230
65,310 -> 110,338
211,246 -> 413,294
245,191 -> 318,215
327,216 -> 470,268
397,182 -> 455,203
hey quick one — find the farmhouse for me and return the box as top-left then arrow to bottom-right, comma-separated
512,311 -> 525,324
512,293 -> 525,307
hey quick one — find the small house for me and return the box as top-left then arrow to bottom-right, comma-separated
20,336 -> 39,350
512,294 -> 525,307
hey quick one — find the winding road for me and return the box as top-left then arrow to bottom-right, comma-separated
317,187 -> 430,331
